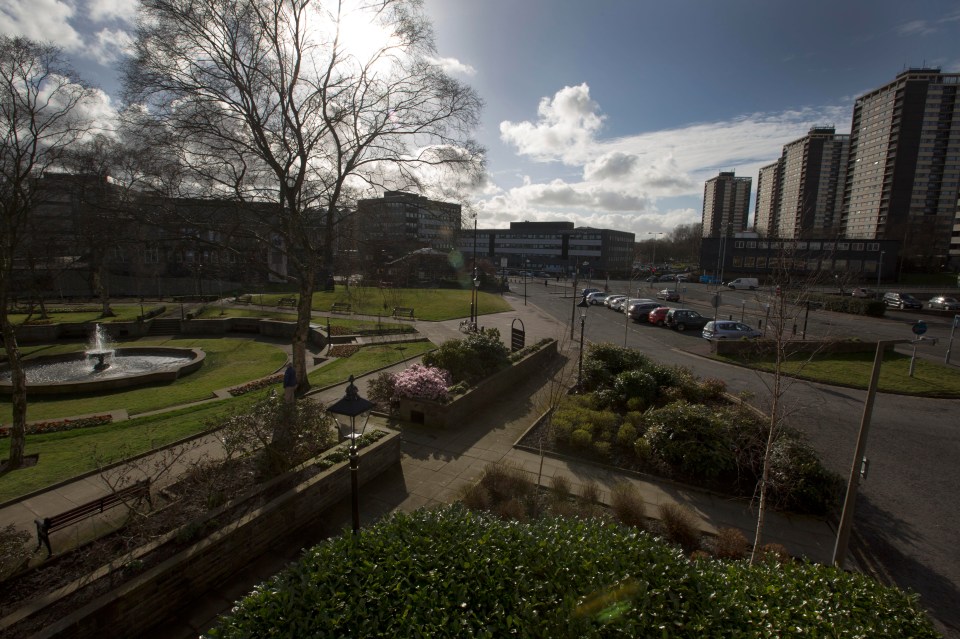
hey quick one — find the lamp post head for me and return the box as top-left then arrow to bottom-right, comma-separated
327,375 -> 375,418
577,296 -> 590,309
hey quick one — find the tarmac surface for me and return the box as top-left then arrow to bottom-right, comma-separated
1,291 -> 854,637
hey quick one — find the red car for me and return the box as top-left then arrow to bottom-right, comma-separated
648,306 -> 671,326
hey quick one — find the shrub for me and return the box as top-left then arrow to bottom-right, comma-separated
569,428 -> 592,450
550,474 -> 572,500
0,524 -> 31,581
580,481 -> 600,503
616,422 -> 638,448
207,507 -> 940,638
365,371 -> 396,410
643,401 -> 736,480
609,481 -> 646,529
477,463 -> 534,505
767,434 -> 843,515
760,542 -> 791,563
713,527 -> 749,560
658,503 -> 701,553
391,364 -> 452,402
422,328 -> 510,384
610,370 -> 658,410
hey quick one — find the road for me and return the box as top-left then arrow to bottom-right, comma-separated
512,278 -> 960,638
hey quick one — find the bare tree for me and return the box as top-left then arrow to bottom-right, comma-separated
0,37 -> 98,470
125,0 -> 484,409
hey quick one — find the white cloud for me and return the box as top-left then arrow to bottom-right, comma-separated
87,27 -> 133,64
499,83 -> 604,164
479,84 -> 853,237
87,0 -> 138,24
426,55 -> 476,76
897,19 -> 936,37
0,0 -> 85,52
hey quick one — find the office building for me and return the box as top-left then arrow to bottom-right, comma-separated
754,160 -> 782,236
776,127 -> 850,239
842,68 -> 960,270
702,171 -> 751,238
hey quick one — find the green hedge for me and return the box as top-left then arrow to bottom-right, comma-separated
810,294 -> 886,317
206,506 -> 938,638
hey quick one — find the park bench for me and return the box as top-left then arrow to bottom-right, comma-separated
35,478 -> 152,557
331,302 -> 352,314
235,294 -> 252,305
277,297 -> 297,307
392,306 -> 415,320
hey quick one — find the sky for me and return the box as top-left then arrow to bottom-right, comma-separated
2,0 -> 960,239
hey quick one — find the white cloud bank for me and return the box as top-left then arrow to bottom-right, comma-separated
480,83 -> 852,238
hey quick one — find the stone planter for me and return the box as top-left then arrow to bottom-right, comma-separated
1,430 -> 401,639
396,339 -> 558,428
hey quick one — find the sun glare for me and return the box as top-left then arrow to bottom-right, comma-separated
316,4 -> 401,66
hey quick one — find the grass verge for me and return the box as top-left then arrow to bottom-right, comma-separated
0,342 -> 433,503
714,349 -> 960,397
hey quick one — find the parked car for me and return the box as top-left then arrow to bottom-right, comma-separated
674,274 -> 690,283
656,288 -> 680,301
648,306 -> 671,326
850,287 -> 875,298
606,295 -> 628,310
643,275 -> 658,282
664,309 -> 710,332
702,320 -> 763,340
882,292 -> 922,310
586,291 -> 609,305
581,287 -> 602,298
928,296 -> 960,310
604,294 -> 626,308
658,274 -> 676,282
627,301 -> 662,322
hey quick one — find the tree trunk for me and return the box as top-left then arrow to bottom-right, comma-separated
93,257 -> 114,318
0,310 -> 28,470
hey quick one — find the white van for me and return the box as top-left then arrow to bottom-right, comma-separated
726,278 -> 759,290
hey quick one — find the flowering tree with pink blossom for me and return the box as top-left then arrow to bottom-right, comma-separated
392,364 -> 452,402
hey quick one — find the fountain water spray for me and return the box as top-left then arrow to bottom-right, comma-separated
86,324 -> 115,371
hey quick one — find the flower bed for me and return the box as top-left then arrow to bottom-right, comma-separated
0,414 -> 112,438
227,374 -> 283,396
328,345 -> 360,357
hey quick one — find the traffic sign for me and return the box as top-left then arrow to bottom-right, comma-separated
912,320 -> 927,336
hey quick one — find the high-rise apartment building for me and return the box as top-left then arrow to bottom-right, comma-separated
754,159 -> 782,236
777,127 -> 850,239
702,171 -> 751,238
842,69 -> 960,268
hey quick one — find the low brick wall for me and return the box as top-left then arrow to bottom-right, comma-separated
397,339 -> 558,428
28,431 -> 401,639
713,338 -> 878,357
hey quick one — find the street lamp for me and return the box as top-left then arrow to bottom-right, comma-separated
473,276 -> 480,323
570,260 -> 589,339
326,375 -> 375,535
576,296 -> 590,390
469,212 -> 478,323
647,232 -> 664,274
876,250 -> 885,298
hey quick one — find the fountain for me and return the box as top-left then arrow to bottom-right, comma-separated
86,324 -> 114,371
0,324 -> 205,396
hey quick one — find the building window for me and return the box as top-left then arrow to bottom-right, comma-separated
756,257 -> 767,268
732,256 -> 743,267
143,247 -> 159,264
735,241 -> 744,248
744,256 -> 756,267
838,243 -> 849,251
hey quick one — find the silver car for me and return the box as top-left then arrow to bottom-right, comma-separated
702,320 -> 763,340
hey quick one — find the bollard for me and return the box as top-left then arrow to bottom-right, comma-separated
728,314 -> 732,321
792,323 -> 797,336
758,319 -> 763,330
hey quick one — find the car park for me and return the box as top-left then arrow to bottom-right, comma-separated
586,292 -> 609,305
656,288 -> 680,301
928,296 -> 960,310
647,306 -> 671,326
664,309 -> 709,332
702,320 -> 763,340
627,300 -> 661,322
882,292 -> 922,310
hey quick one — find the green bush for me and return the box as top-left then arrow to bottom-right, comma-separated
642,401 -> 736,480
570,428 -> 592,450
768,434 -> 844,515
422,328 -> 510,384
207,506 -> 940,638
616,422 -> 638,448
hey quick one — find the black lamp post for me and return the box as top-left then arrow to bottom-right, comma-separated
473,276 -> 480,323
326,375 -> 375,535
470,213 -> 478,323
576,295 -> 589,390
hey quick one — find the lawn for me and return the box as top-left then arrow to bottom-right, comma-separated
193,306 -> 415,333
715,349 -> 960,397
0,342 -> 433,503
7,303 -> 164,325
1,337 -> 288,423
255,286 -> 512,321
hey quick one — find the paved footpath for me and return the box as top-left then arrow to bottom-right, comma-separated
0,295 -> 842,637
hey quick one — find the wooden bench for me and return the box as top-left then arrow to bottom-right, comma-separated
277,297 -> 297,307
235,294 -> 252,305
330,302 -> 352,314
35,478 -> 152,557
392,306 -> 415,320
